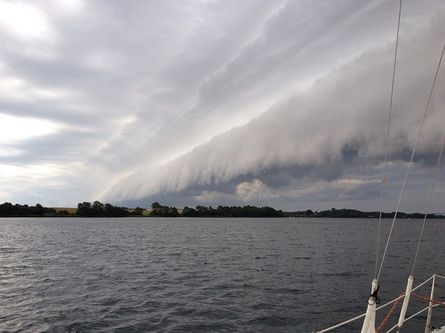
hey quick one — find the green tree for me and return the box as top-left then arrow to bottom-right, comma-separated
133,207 -> 143,216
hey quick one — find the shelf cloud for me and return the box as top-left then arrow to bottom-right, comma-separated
1,0 -> 444,211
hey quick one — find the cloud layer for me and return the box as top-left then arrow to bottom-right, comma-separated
1,0 -> 445,211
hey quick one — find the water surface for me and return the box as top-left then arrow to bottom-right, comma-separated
1,217 -> 444,332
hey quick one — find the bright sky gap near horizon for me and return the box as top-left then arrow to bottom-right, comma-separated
0,0 -> 445,212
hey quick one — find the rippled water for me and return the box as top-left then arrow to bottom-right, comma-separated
1,217 -> 444,332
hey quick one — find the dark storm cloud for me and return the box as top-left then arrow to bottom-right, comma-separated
107,13 -> 445,211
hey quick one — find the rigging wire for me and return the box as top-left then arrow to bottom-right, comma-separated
410,134 -> 445,276
376,39 -> 445,282
374,0 -> 403,280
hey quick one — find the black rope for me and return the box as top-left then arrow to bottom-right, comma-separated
368,284 -> 381,305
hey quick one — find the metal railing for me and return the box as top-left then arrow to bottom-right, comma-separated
313,274 -> 445,333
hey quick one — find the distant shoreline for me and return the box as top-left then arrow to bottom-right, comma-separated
0,202 -> 444,219
1,215 -> 444,219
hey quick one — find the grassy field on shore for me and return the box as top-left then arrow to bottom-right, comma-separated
53,207 -> 77,214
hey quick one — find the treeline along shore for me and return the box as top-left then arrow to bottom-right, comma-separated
0,201 -> 444,219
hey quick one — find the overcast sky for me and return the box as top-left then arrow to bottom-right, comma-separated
1,0 -> 445,211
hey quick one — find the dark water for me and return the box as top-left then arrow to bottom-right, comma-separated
1,217 -> 444,333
